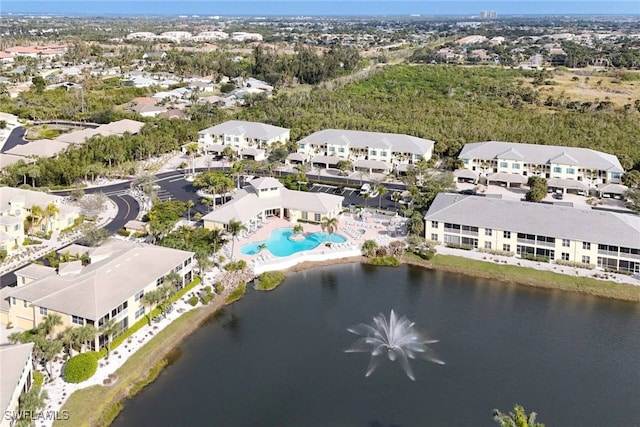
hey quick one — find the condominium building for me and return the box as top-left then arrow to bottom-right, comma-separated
197,120 -> 290,159
0,187 -> 80,255
457,141 -> 624,192
424,193 -> 640,274
0,240 -> 195,350
202,177 -> 343,230
0,343 -> 34,427
294,129 -> 435,174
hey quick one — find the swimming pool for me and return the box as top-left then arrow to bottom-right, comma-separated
240,227 -> 347,257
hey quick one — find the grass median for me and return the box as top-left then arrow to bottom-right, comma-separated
404,253 -> 640,302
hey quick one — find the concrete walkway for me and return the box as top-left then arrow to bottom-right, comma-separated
435,245 -> 640,286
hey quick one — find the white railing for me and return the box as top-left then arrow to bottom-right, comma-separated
252,244 -> 361,275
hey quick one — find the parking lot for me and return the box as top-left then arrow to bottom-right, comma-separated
308,183 -> 398,211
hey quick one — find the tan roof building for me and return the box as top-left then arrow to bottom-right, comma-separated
0,343 -> 34,427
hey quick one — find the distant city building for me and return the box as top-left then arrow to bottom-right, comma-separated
480,10 -> 487,19
489,10 -> 497,19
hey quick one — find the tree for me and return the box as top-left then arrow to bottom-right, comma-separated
31,76 -> 46,93
73,324 -> 97,353
142,290 -> 162,326
164,270 -> 183,290
292,223 -> 304,235
157,283 -> 177,312
361,192 -> 371,208
227,219 -> 246,260
26,164 -> 41,187
361,239 -> 379,258
44,202 -> 60,232
17,385 -> 48,425
99,318 -> 121,358
391,191 -> 402,209
77,224 -> 109,246
320,216 -> 339,242
39,313 -> 63,339
29,205 -> 44,235
376,185 -> 388,209
624,188 -> 640,211
408,212 -> 425,236
492,405 -> 544,427
525,176 -> 548,203
184,142 -> 199,178
622,170 -> 640,188
186,200 -> 194,222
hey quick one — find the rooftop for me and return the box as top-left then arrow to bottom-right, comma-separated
200,120 -> 289,141
298,129 -> 434,155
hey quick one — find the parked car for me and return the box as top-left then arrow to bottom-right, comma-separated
360,183 -> 371,195
459,189 -> 476,195
553,192 -> 564,200
334,186 -> 345,194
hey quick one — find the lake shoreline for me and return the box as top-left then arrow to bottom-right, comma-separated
57,252 -> 639,426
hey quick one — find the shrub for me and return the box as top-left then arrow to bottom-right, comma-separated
117,228 -> 130,237
413,247 -> 436,260
224,260 -> 247,271
200,293 -> 213,305
555,260 -> 595,269
478,248 -> 515,257
33,371 -> 44,388
63,352 -> 99,383
0,250 -> 7,261
204,286 -> 212,293
368,256 -> 401,267
520,254 -> 549,263
255,271 -> 286,291
225,282 -> 247,304
445,243 -> 474,251
188,296 -> 199,306
214,282 -> 224,294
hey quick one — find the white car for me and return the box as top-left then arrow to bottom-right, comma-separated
360,183 -> 371,195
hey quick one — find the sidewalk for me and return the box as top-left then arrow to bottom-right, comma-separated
435,245 -> 640,286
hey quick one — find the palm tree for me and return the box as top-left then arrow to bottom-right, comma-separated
58,327 -> 77,358
141,290 -> 162,326
18,384 -> 48,424
391,191 -> 402,209
227,219 -> 246,260
257,243 -> 267,253
39,313 -> 62,339
361,192 -> 371,208
44,203 -> 60,232
164,270 -> 183,290
99,318 -> 121,358
376,185 -> 388,209
292,223 -> 304,236
492,405 -> 544,427
407,212 -> 424,236
320,216 -> 339,244
186,200 -> 194,222
29,205 -> 44,235
74,324 -> 97,353
210,228 -> 227,254
361,239 -> 379,258
184,142 -> 199,178
158,283 -> 177,312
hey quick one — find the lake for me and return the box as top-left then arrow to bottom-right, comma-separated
113,264 -> 640,426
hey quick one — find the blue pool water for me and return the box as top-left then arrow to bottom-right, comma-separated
241,227 -> 347,257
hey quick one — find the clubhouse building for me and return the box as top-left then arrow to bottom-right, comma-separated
0,240 -> 195,350
457,141 -> 624,193
202,177 -> 343,230
424,193 -> 640,274
293,129 -> 435,174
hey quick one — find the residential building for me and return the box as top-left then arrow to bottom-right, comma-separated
295,129 -> 434,174
0,240 -> 195,350
457,141 -> 624,192
202,177 -> 343,230
0,187 -> 80,255
424,193 -> 640,274
0,343 -> 34,427
197,120 -> 290,154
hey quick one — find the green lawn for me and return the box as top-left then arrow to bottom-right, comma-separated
405,253 -> 640,302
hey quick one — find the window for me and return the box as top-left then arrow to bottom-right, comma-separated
431,233 -> 438,241
582,242 -> 591,250
561,252 -> 570,261
484,241 -> 492,249
302,212 -> 308,220
381,151 -> 387,157
485,228 -> 492,236
299,143 -> 305,149
503,231 -> 511,239
553,167 -> 562,173
464,159 -> 469,164
225,136 -> 231,141
503,244 -> 511,252
23,300 -> 28,308
431,221 -> 438,228
582,256 -> 590,264
338,147 -> 345,153
371,150 -> 377,156
135,290 -> 144,302
314,213 -> 321,222
14,224 -> 19,231
39,307 -> 47,316
329,146 -> 335,152
234,137 -> 239,142
567,168 -> 575,175
562,239 -> 570,247
135,307 -> 145,319
512,163 -> 520,169
184,258 -> 190,268
156,277 -> 164,287
500,162 -> 508,168
611,173 -> 621,179
10,297 -> 15,306
72,315 -> 84,325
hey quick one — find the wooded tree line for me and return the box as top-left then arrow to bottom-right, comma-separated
238,65 -> 640,170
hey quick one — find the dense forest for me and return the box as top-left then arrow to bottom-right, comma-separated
238,65 -> 640,169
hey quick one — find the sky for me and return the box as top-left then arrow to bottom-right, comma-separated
1,1 -> 639,17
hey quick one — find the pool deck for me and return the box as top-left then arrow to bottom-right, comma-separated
224,213 -> 407,273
